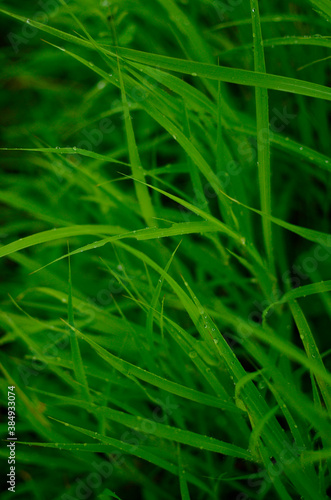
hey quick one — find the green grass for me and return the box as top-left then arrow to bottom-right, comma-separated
0,0 -> 331,499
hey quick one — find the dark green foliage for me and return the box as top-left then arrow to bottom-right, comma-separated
0,1 -> 331,499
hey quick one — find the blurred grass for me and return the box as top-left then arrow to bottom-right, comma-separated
0,0 -> 331,499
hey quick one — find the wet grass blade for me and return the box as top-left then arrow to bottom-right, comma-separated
67,244 -> 90,401
250,0 -> 274,273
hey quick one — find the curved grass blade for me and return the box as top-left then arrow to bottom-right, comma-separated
0,225 -> 125,259
62,320 -> 239,412
289,301 -> 331,411
116,47 -> 331,102
1,8 -> 330,101
263,280 -> 331,320
45,397 -> 252,459
27,419 -> 213,494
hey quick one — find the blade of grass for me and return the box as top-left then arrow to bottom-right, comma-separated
67,243 -> 90,401
250,0 -> 275,274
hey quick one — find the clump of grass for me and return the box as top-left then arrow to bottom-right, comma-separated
0,1 -> 331,499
